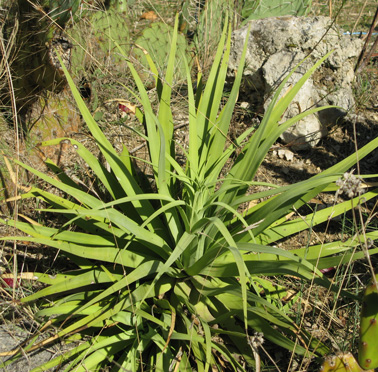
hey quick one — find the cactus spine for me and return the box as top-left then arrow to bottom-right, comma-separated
358,274 -> 378,370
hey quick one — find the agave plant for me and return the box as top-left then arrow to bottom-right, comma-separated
1,15 -> 378,372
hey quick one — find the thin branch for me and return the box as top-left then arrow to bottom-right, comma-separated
355,5 -> 378,73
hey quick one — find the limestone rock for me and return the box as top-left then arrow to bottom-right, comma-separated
228,16 -> 363,150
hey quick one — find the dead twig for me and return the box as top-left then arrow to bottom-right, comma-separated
351,0 -> 369,35
355,5 -> 378,73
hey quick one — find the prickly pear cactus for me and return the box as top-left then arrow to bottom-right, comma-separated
319,352 -> 373,372
90,7 -> 129,64
0,0 -> 75,113
106,0 -> 128,13
68,6 -> 130,76
48,0 -> 81,27
196,1 -> 231,43
241,0 -> 312,24
358,275 -> 378,370
188,0 -> 233,69
133,22 -> 189,86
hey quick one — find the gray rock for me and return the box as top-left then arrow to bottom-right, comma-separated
228,16 -> 363,150
0,324 -> 67,372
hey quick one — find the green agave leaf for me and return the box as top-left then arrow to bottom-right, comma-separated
41,138 -> 128,202
122,338 -> 138,372
316,246 -> 378,270
64,260 -> 175,318
32,207 -> 171,259
232,106 -> 337,190
187,238 -> 317,277
208,217 -> 250,334
139,232 -> 195,306
199,318 -> 212,372
192,22 -> 229,180
236,174 -> 339,238
119,33 -> 185,244
13,187 -> 131,237
2,235 -> 148,272
24,269 -> 123,302
297,231 -> 378,260
200,243 -> 366,301
154,16 -> 184,243
186,275 -> 327,358
68,341 -> 125,372
37,301 -> 105,317
56,53 -> 168,239
297,135 -> 378,209
177,315 -> 207,372
184,53 -> 199,178
199,27 -> 232,174
60,332 -> 135,372
148,326 -> 167,354
210,53 -> 332,189
205,124 -> 257,185
12,158 -> 104,209
52,277 -> 174,342
38,197 -> 185,237
210,341 -> 247,371
0,217 -> 118,247
28,337 -> 97,372
257,188 -> 378,244
190,276 -> 295,324
205,25 -> 251,181
124,59 -> 159,167
221,52 -> 333,201
134,308 -> 169,329
216,306 -> 323,356
199,242 -> 324,275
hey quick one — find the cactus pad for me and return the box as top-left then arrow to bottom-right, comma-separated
241,0 -> 311,23
91,7 -> 130,64
68,6 -> 130,76
133,22 -> 189,85
319,352 -> 373,372
358,275 -> 378,370
191,0 -> 232,68
49,0 -> 81,27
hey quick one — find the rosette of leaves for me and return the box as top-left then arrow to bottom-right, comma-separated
2,15 -> 378,372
